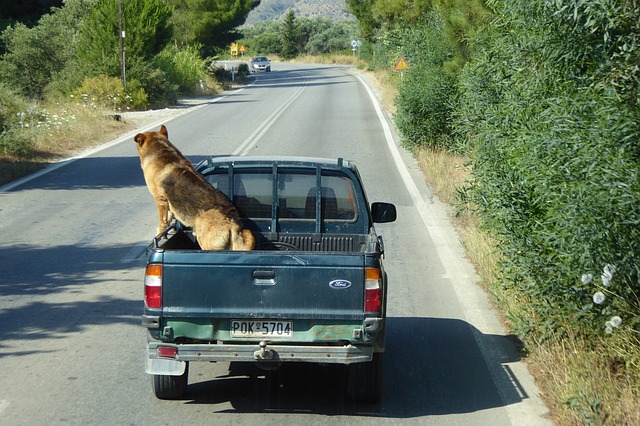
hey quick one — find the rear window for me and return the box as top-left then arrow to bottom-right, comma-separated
206,170 -> 358,222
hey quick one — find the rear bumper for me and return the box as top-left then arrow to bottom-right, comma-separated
146,341 -> 373,375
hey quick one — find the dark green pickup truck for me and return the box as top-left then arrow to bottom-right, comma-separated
142,156 -> 396,402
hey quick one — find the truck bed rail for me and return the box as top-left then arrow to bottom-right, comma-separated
151,227 -> 374,253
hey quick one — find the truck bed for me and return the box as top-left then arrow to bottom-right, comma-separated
155,226 -> 373,253
149,227 -> 377,322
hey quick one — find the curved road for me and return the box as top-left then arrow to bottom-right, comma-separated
0,63 -> 551,425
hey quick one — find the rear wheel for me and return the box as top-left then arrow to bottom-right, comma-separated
348,353 -> 383,402
152,363 -> 189,399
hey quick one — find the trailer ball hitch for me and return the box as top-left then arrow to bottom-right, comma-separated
254,340 -> 274,360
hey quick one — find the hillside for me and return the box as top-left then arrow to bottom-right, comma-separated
245,0 -> 353,24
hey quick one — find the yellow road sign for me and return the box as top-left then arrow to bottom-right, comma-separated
394,56 -> 409,72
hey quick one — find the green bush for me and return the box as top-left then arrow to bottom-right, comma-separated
0,83 -> 33,156
123,56 -> 178,108
237,62 -> 250,77
454,0 -> 640,338
72,75 -> 148,111
155,44 -> 206,94
392,15 -> 457,151
0,1 -> 87,99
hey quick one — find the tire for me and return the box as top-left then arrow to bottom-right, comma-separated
348,353 -> 383,403
152,363 -> 189,400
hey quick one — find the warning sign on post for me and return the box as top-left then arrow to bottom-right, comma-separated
394,56 -> 409,72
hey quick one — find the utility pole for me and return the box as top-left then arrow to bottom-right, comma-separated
119,0 -> 126,88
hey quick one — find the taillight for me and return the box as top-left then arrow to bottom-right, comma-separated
365,268 -> 381,313
144,264 -> 162,309
157,346 -> 177,359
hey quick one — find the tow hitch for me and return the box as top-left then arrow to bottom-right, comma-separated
253,340 -> 274,360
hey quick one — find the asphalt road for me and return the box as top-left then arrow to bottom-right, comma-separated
0,63 -> 551,425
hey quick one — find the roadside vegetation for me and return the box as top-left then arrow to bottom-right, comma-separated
344,0 -> 639,424
2,1 -> 639,423
0,0 -> 256,184
239,10 -> 360,59
0,1 -> 362,186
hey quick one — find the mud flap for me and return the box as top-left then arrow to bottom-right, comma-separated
145,349 -> 186,376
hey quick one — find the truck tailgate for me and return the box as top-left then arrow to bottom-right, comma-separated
159,251 -> 367,320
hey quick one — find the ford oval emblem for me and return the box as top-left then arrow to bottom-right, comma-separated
329,279 -> 352,289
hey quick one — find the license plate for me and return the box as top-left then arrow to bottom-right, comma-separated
230,320 -> 293,338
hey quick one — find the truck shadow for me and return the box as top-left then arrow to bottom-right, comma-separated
184,316 -> 529,418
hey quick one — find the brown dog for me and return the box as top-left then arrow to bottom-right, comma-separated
134,125 -> 255,250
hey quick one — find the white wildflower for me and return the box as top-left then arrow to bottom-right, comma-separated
605,324 -> 614,334
593,291 -> 606,305
603,264 -> 617,276
581,273 -> 593,285
609,316 -> 622,328
602,264 -> 616,287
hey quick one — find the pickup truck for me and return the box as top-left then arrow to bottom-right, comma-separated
142,156 -> 396,402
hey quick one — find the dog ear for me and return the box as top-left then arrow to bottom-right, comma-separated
160,125 -> 168,138
134,133 -> 145,146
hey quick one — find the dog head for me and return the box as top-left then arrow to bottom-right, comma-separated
134,125 -> 169,157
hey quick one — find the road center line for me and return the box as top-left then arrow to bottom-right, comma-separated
232,76 -> 307,156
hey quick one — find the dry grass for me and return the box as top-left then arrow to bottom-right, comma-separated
292,53 -> 360,66
1,103 -> 135,186
412,143 -> 640,425
415,145 -> 469,204
410,140 -> 640,426
530,331 -> 640,425
413,145 -> 499,287
355,67 -> 398,116
398,114 -> 640,426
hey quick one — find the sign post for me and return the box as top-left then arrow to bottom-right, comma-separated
351,39 -> 362,55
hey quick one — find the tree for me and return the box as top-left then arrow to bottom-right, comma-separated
372,0 -> 433,28
77,0 -> 173,78
280,9 -> 299,59
345,0 -> 379,40
0,0 -> 64,30
434,0 -> 492,74
0,0 -> 96,98
304,19 -> 359,55
168,0 -> 260,56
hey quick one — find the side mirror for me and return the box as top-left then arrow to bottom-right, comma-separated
371,202 -> 397,223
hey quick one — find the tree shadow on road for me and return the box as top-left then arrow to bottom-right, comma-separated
0,241 -> 145,358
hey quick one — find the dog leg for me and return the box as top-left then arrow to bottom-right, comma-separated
193,212 -> 233,250
230,228 -> 255,251
155,195 -> 171,235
